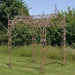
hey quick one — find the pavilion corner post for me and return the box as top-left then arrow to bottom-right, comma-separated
63,20 -> 66,66
8,14 -> 12,68
32,26 -> 36,62
40,25 -> 46,73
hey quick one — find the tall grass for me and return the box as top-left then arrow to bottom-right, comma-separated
0,45 -> 75,61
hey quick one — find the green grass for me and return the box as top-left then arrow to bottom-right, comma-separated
0,54 -> 75,75
0,45 -> 75,61
0,45 -> 75,75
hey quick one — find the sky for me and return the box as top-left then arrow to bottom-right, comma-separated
24,0 -> 75,15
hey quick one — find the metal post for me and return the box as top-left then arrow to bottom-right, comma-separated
8,14 -> 12,68
40,22 -> 46,73
63,20 -> 66,66
32,26 -> 36,62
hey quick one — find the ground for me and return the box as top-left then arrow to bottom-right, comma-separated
0,53 -> 75,75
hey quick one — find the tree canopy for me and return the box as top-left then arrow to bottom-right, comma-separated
0,0 -> 29,30
59,7 -> 75,45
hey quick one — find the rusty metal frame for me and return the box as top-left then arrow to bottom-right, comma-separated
8,13 -> 66,73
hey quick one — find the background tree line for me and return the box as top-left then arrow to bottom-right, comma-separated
0,0 -> 75,48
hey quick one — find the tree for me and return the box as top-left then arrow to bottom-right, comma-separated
59,7 -> 75,46
0,0 -> 30,45
65,7 -> 75,45
0,0 -> 29,29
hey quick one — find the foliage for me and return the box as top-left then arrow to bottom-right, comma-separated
58,7 -> 75,46
0,0 -> 29,28
47,25 -> 63,46
0,7 -> 75,46
0,0 -> 30,45
0,30 -> 8,45
11,24 -> 32,46
71,43 -> 75,49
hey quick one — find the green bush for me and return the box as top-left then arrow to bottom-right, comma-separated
46,26 -> 63,46
71,43 -> 75,49
0,31 -> 8,45
11,24 -> 32,46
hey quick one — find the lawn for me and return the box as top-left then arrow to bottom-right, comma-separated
0,45 -> 75,75
0,54 -> 75,75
